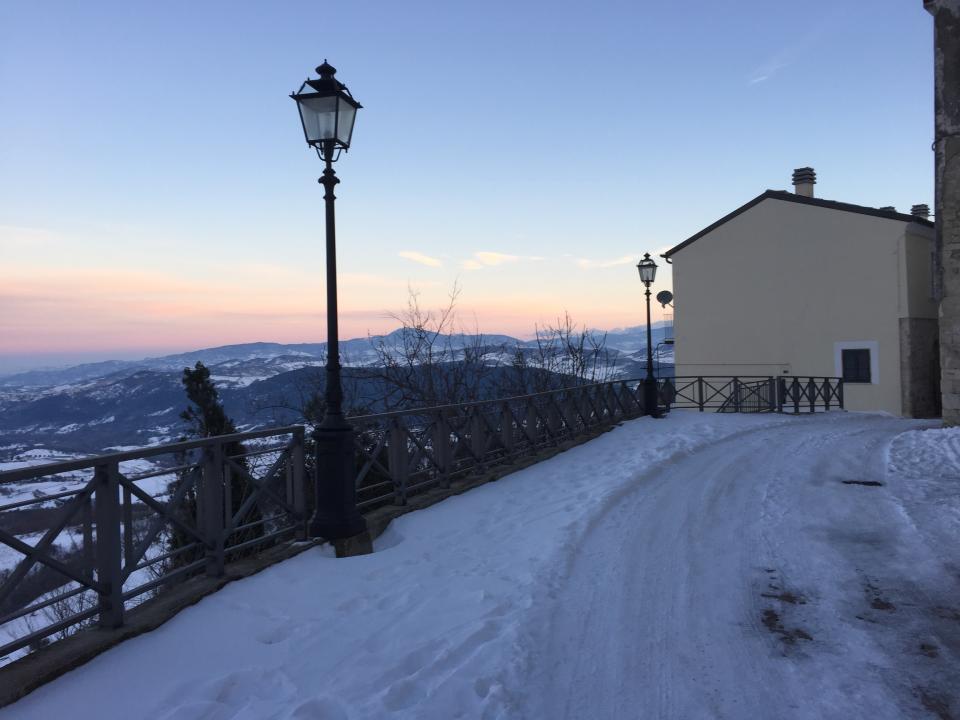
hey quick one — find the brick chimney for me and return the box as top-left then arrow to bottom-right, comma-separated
792,167 -> 816,197
911,203 -> 931,219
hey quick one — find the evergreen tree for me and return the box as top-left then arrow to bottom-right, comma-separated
180,362 -> 242,443
167,362 -> 261,567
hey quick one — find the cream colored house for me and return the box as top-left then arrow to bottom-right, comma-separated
662,168 -> 938,418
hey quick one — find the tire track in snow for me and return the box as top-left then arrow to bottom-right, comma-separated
515,414 -> 945,719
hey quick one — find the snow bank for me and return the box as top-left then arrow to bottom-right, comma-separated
888,425 -> 960,480
886,423 -> 960,578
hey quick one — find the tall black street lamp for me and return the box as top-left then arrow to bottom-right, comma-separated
291,61 -> 366,540
636,253 -> 661,418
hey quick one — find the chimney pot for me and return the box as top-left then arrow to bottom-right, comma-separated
910,203 -> 930,219
792,167 -> 816,197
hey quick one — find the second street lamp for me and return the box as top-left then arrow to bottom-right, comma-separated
636,253 -> 661,419
291,61 -> 366,541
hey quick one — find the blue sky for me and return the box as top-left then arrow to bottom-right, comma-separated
0,0 -> 935,369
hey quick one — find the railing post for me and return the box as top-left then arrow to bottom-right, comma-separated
83,495 -> 95,578
122,485 -> 134,572
500,402 -> 515,457
606,383 -> 618,420
526,401 -> 540,446
767,377 -> 776,412
609,382 -> 620,420
572,389 -> 585,430
471,410 -> 487,468
615,383 -> 630,418
584,387 -> 597,427
618,382 -> 629,417
838,379 -> 845,409
822,378 -> 831,411
732,377 -> 741,413
567,391 -> 583,431
432,410 -> 452,488
697,377 -> 705,412
659,379 -> 673,414
632,383 -> 644,416
291,428 -> 307,541
388,419 -> 409,505
792,378 -> 801,414
202,441 -> 225,578
807,377 -> 816,413
589,386 -> 602,425
94,461 -> 123,629
548,397 -> 563,440
777,377 -> 785,413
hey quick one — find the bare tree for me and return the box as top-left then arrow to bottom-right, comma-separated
500,312 -> 614,397
255,287 -> 614,418
365,283 -> 504,411
21,534 -> 96,649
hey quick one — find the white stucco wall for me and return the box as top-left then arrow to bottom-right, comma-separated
669,197 -> 927,415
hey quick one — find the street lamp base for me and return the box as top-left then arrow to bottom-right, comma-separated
643,378 -> 662,419
310,424 -> 367,540
308,512 -> 367,542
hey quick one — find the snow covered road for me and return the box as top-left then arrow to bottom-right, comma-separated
523,413 -> 959,719
2,412 -> 957,719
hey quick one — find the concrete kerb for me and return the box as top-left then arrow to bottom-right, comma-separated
0,420 -> 622,708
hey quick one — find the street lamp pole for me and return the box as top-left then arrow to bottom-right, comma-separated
291,62 -> 366,540
319,140 -> 345,427
312,139 -> 366,540
637,253 -> 661,418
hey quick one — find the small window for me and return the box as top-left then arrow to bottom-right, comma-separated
842,349 -> 872,383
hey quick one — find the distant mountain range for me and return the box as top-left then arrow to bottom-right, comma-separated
0,325 -> 673,456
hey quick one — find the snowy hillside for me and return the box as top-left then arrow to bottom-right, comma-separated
0,325 -> 672,389
0,325 -> 673,456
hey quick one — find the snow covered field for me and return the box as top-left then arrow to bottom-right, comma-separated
0,450 -> 168,508
2,412 -> 957,720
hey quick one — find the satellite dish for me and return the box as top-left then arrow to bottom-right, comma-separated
656,290 -> 674,307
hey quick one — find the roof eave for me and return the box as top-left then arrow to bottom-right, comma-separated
661,190 -> 934,259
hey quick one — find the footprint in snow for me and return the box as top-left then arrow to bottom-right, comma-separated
289,696 -> 351,719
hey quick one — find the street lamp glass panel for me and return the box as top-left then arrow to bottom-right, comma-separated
296,95 -> 338,144
335,99 -> 358,146
637,255 -> 658,285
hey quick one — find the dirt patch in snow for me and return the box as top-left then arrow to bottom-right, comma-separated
761,609 -> 812,644
919,643 -> 940,658
932,606 -> 960,622
865,583 -> 896,612
840,479 -> 884,487
761,591 -> 806,605
915,687 -> 954,720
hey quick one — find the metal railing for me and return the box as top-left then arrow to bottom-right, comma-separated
0,426 -> 306,663
657,376 -> 843,413
349,379 -> 647,509
0,381 -> 645,660
775,376 -> 844,413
